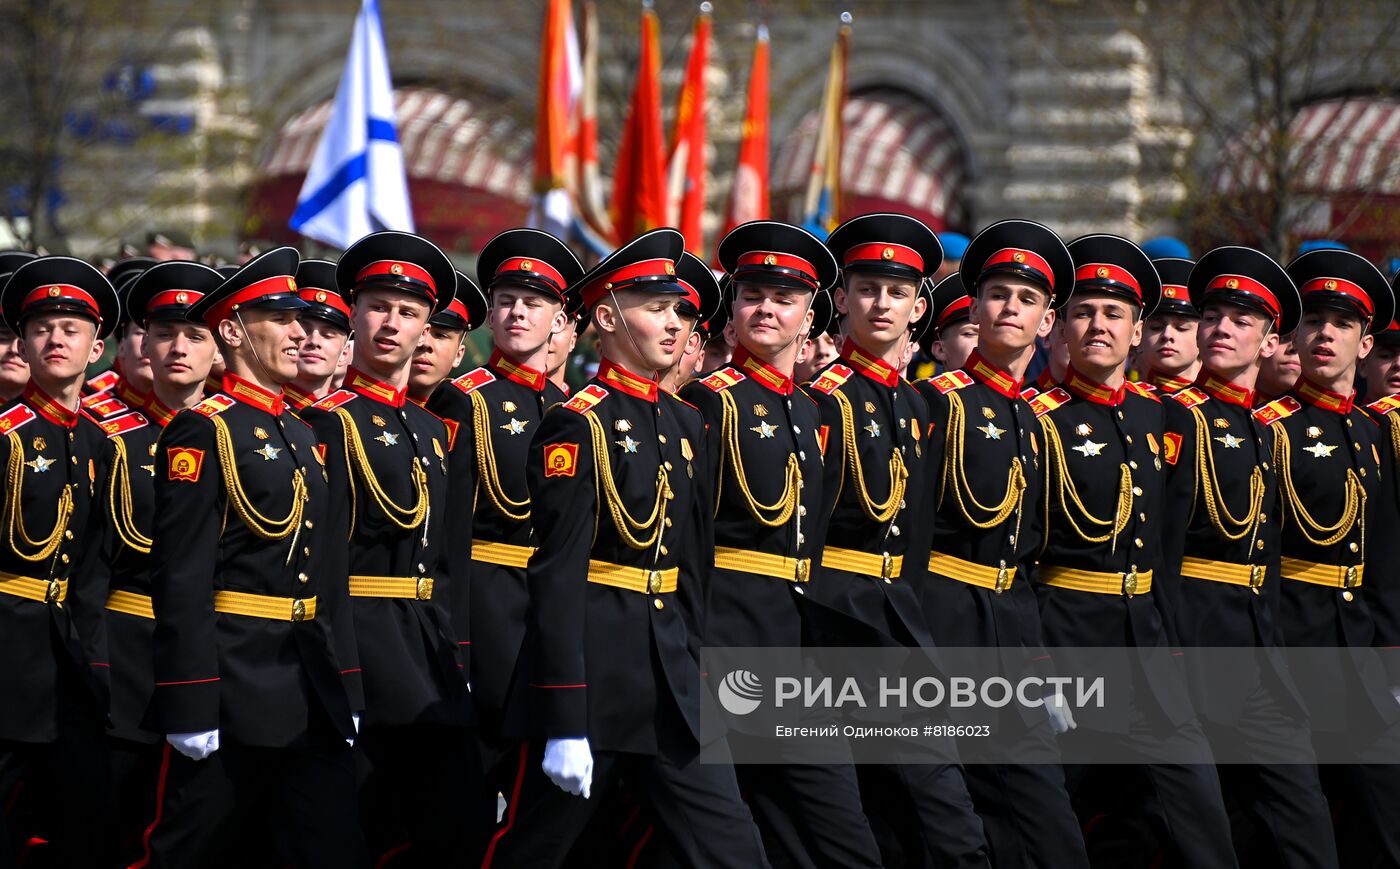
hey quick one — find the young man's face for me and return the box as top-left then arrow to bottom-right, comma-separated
1363,341 -> 1400,400
1197,301 -> 1276,374
20,315 -> 103,383
932,321 -> 979,371
117,323 -> 154,392
222,308 -> 306,385
794,331 -> 840,382
0,324 -> 30,395
835,274 -> 926,348
545,322 -> 579,378
143,320 -> 221,391
598,291 -> 684,372
489,285 -> 565,360
352,288 -> 431,373
297,319 -> 351,381
968,276 -> 1054,354
1061,293 -> 1141,375
1294,305 -> 1372,385
732,281 -> 815,358
409,324 -> 466,393
1257,332 -> 1301,394
1138,313 -> 1199,375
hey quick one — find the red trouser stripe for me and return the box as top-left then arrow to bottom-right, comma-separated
479,741 -> 530,869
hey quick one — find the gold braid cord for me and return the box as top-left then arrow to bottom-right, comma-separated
469,390 -> 530,522
940,391 -> 1024,529
586,412 -> 669,550
108,436 -> 152,553
334,408 -> 427,532
1273,422 -> 1364,548
212,416 -> 308,540
834,390 -> 907,524
1040,418 -> 1132,545
1388,413 -> 1400,468
717,390 -> 800,526
1192,407 -> 1264,541
5,431 -> 74,563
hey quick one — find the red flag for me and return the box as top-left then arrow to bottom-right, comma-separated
574,1 -> 615,245
529,0 -> 580,235
610,7 -> 668,242
667,9 -> 710,255
719,23 -> 770,244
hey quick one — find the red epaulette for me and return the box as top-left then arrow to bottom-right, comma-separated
699,367 -> 744,392
192,394 -> 237,418
1020,385 -> 1040,401
1367,394 -> 1400,415
97,410 -> 149,438
1126,381 -> 1161,403
563,384 -> 609,414
1133,380 -> 1159,393
84,395 -> 129,418
0,404 -> 37,435
1168,387 -> 1209,409
310,389 -> 356,412
1030,387 -> 1071,417
451,367 -> 496,396
810,364 -> 853,395
1253,395 -> 1302,425
928,369 -> 974,395
84,370 -> 120,395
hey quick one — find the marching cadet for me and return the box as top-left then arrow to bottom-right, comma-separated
1158,246 -> 1339,868
98,261 -> 224,863
0,257 -> 119,868
407,270 -> 487,404
141,248 -> 366,868
1133,257 -> 1199,392
545,294 -> 583,395
414,229 -> 577,857
86,258 -> 159,421
1029,234 -> 1236,867
919,273 -> 978,373
1256,330 -> 1302,400
1031,318 -> 1069,394
661,251 -> 716,394
0,252 -> 35,402
299,231 -> 477,866
80,257 -> 151,404
483,228 -> 768,868
1360,318 -> 1400,405
811,213 -> 991,868
916,219 -> 1090,869
285,259 -> 354,411
1266,247 -> 1400,861
679,220 -> 884,868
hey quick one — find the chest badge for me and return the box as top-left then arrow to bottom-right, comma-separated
253,427 -> 270,440
254,444 -> 282,461
371,415 -> 387,428
616,435 -> 640,454
751,421 -> 778,439
1072,440 -> 1106,458
1074,423 -> 1092,437
374,431 -> 399,447
1213,434 -> 1244,449
1306,426 -> 1322,438
753,404 -> 769,418
977,421 -> 1005,441
864,401 -> 876,413
680,438 -> 694,461
1213,418 -> 1231,429
864,420 -> 882,439
614,418 -> 633,433
1303,442 -> 1338,458
25,454 -> 54,474
982,407 -> 997,420
32,436 -> 46,451
502,400 -> 518,413
501,418 -> 529,436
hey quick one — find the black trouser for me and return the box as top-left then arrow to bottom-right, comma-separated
468,731 -> 520,864
1316,719 -> 1400,869
481,740 -> 769,869
358,723 -> 481,867
132,739 -> 367,869
107,735 -> 163,866
0,724 -> 111,869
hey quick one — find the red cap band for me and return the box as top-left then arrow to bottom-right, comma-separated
675,279 -> 702,312
1205,273 -> 1280,320
735,251 -> 818,287
582,258 -> 676,308
299,287 -> 352,318
21,284 -> 101,322
148,289 -> 205,310
1073,262 -> 1141,300
355,260 -> 436,295
843,242 -> 924,273
443,296 -> 471,325
496,256 -> 567,292
936,295 -> 973,331
1161,284 -> 1187,300
205,275 -> 299,326
1299,276 -> 1373,317
982,248 -> 1054,290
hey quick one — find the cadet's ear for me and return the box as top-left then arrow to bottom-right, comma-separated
217,317 -> 243,349
593,301 -> 618,335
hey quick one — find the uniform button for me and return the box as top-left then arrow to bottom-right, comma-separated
71,456 -> 77,464
799,506 -> 807,517
1125,435 -> 1133,444
899,500 -> 906,509
883,578 -> 893,585
1117,411 -> 1125,420
664,518 -> 672,528
664,461 -> 672,470
303,547 -> 310,557
1134,538 -> 1144,549
799,451 -> 807,461
61,554 -> 70,564
1343,591 -> 1355,602
797,533 -> 806,546
1256,539 -> 1265,550
890,526 -> 900,537
794,586 -> 806,595
1132,486 -> 1143,496
658,434 -> 668,444
786,400 -> 793,410
793,426 -> 802,435
1260,515 -> 1268,525
298,572 -> 309,584
1139,512 -> 1147,523
304,520 -> 313,529
290,443 -> 298,451
1346,419 -> 1354,428
653,599 -> 665,610
1355,443 -> 1362,451
418,563 -> 427,573
1009,535 -> 1018,547
1361,467 -> 1368,477
1129,460 -> 1138,470
1350,542 -> 1360,553
1262,462 -> 1269,470
68,432 -> 75,441
64,530 -> 73,540
660,545 -> 669,556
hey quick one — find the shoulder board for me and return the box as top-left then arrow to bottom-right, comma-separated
84,370 -> 120,394
192,393 -> 237,418
1367,394 -> 1400,416
84,395 -> 129,417
700,367 -> 745,393
810,364 -> 854,395
1125,381 -> 1161,403
451,367 -> 496,396
1168,387 -> 1209,409
1030,387 -> 1071,418
311,389 -> 357,412
0,404 -> 37,435
929,369 -> 975,395
1253,395 -> 1302,425
563,384 -> 609,414
1019,385 -> 1040,401
98,410 -> 149,438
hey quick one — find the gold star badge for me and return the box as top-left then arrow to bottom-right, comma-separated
1072,440 -> 1106,458
375,431 -> 399,447
616,435 -> 639,453
978,422 -> 1006,440
502,400 -> 517,413
254,444 -> 281,461
25,455 -> 53,474
751,421 -> 778,439
1213,433 -> 1243,449
1303,442 -> 1338,458
501,418 -> 529,435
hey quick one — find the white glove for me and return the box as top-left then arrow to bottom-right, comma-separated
348,712 -> 361,747
542,737 -> 593,799
1044,691 -> 1077,735
167,729 -> 220,761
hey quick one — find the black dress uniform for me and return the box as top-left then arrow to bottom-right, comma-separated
298,232 -> 476,867
0,257 -> 119,869
284,259 -> 352,413
485,229 -> 767,869
1031,234 -> 1236,867
1158,246 -> 1339,869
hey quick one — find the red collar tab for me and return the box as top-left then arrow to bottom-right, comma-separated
489,349 -> 547,391
144,395 -> 179,427
582,258 -> 677,308
937,295 -> 973,331
345,367 -> 407,407
735,251 -> 818,288
1074,262 -> 1141,301
965,349 -> 1023,399
1161,284 -> 1188,301
1147,369 -> 1193,392
983,248 -> 1054,291
148,289 -> 205,311
299,287 -> 352,317
223,373 -> 285,415
1034,367 -> 1057,391
496,256 -> 566,293
1298,276 -> 1373,317
841,339 -> 899,387
733,345 -> 794,395
1196,372 -> 1255,408
1295,376 -> 1354,414
1064,366 -> 1125,406
282,382 -> 317,410
356,260 -> 436,294
843,242 -> 923,274
598,358 -> 659,402
116,381 -> 148,408
22,382 -> 79,428
204,274 -> 299,326
21,283 -> 101,325
1204,274 -> 1280,321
